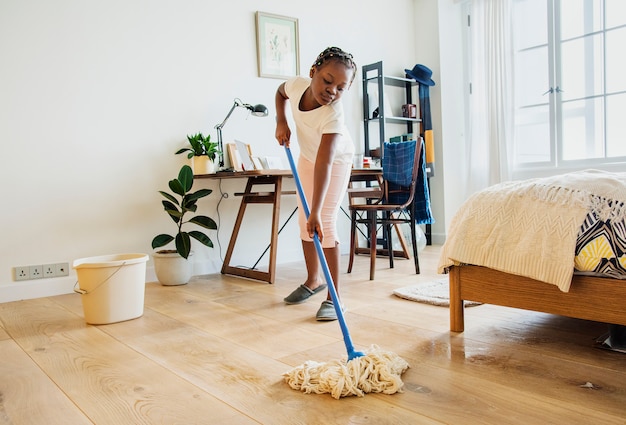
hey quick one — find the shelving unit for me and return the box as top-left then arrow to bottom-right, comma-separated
361,60 -> 432,245
362,61 -> 421,157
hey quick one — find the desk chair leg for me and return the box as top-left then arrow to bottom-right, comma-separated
410,212 -> 420,275
347,209 -> 357,274
384,213 -> 394,270
369,213 -> 377,280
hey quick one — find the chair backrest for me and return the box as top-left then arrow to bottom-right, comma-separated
381,138 -> 423,208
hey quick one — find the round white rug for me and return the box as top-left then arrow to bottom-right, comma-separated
393,277 -> 482,307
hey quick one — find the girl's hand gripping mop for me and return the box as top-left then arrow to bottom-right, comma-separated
282,146 -> 409,399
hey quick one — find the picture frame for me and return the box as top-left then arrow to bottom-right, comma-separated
226,143 -> 243,172
255,12 -> 300,79
251,156 -> 264,170
226,141 -> 256,172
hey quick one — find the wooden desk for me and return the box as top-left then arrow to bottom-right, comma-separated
197,170 -> 293,284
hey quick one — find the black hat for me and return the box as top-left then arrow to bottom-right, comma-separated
405,64 -> 435,86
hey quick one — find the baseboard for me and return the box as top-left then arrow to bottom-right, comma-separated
0,277 -> 77,303
0,260 -> 222,304
430,232 -> 446,246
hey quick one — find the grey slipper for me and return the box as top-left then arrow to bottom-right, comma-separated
315,300 -> 345,321
284,283 -> 327,305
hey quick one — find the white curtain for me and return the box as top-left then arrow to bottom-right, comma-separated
466,0 -> 515,196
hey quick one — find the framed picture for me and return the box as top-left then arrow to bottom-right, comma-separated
255,12 -> 300,79
226,143 -> 243,172
251,156 -> 264,170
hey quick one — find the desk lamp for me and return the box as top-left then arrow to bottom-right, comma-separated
214,98 -> 269,169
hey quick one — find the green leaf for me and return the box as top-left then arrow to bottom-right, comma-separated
169,178 -> 185,197
187,189 -> 212,202
189,215 -> 217,230
159,191 -> 179,206
165,208 -> 183,221
175,232 -> 192,259
162,200 -> 182,223
178,165 -> 193,192
162,200 -> 179,212
189,139 -> 200,154
181,201 -> 198,214
189,230 -> 213,248
152,234 -> 174,249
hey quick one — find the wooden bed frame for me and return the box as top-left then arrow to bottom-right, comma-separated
449,265 -> 626,332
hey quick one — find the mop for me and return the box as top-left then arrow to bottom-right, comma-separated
282,146 -> 409,399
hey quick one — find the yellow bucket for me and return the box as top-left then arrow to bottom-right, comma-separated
73,253 -> 148,325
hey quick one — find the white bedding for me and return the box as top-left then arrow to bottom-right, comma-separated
438,170 -> 626,292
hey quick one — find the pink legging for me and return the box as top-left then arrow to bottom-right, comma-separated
297,156 -> 352,248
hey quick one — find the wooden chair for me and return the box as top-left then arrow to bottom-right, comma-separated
347,170 -> 410,260
347,138 -> 423,280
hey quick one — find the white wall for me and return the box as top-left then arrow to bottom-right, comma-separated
2,0 -> 459,302
411,0 -> 468,242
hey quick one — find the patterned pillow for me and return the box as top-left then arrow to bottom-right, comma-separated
574,211 -> 626,279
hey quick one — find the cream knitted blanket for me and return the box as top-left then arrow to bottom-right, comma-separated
438,170 -> 626,292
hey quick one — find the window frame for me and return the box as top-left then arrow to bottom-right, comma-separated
511,0 -> 626,175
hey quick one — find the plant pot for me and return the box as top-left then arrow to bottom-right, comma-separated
191,156 -> 216,175
152,250 -> 194,286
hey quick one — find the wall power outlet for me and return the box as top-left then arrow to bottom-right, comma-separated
29,265 -> 43,279
53,263 -> 69,277
43,264 -> 56,277
13,262 -> 70,281
14,266 -> 29,281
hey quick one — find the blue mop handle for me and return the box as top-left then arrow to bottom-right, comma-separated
284,146 -> 364,361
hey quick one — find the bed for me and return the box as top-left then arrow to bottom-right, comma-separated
438,169 -> 626,333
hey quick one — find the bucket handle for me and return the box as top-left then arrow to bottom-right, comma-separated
73,261 -> 127,295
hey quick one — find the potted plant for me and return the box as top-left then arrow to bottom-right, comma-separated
151,164 -> 217,285
175,132 -> 221,174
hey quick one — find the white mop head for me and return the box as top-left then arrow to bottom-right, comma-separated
283,345 -> 410,399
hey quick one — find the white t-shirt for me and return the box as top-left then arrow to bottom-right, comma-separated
284,76 -> 354,165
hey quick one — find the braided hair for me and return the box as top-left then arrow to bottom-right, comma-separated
310,46 -> 357,86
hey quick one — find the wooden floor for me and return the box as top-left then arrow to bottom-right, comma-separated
2,245 -> 626,424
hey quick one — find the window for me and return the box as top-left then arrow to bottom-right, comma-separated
513,0 -> 626,169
